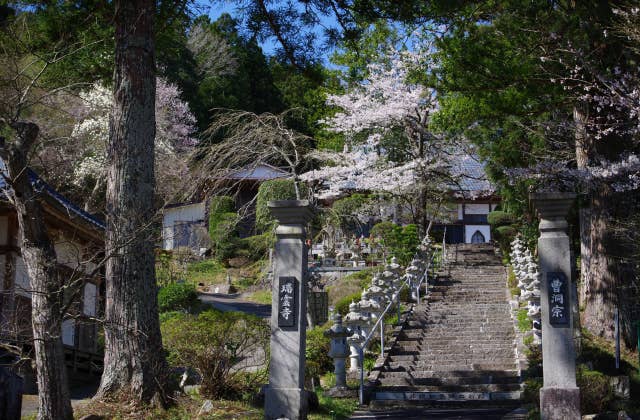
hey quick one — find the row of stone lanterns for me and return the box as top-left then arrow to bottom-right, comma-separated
324,237 -> 435,394
510,235 -> 542,343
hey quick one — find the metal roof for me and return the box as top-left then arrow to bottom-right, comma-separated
0,159 -> 105,230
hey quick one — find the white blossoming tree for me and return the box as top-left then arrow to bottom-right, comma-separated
71,77 -> 197,212
302,48 -> 473,234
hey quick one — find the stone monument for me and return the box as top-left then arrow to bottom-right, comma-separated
530,192 -> 580,420
324,313 -> 352,396
264,200 -> 313,420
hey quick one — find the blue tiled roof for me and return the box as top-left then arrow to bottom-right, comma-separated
0,160 -> 105,230
450,155 -> 494,193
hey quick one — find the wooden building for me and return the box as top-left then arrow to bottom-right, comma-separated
162,163 -> 290,250
0,164 -> 104,377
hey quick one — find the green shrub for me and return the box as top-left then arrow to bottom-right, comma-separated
342,268 -> 375,289
487,211 -> 515,227
255,179 -> 308,233
159,311 -> 186,323
522,377 -> 542,405
238,232 -> 274,261
577,365 -> 613,414
507,266 -> 520,296
157,282 -> 199,313
211,212 -> 240,260
369,221 -> 419,265
516,308 -> 532,332
161,309 -> 269,399
305,325 -> 332,383
334,292 -> 362,316
208,196 -> 235,237
330,193 -> 370,233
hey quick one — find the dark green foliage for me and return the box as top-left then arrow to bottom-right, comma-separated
157,282 -> 199,313
577,365 -> 613,414
211,212 -> 239,261
161,309 -> 269,399
487,211 -> 515,227
208,196 -> 235,237
305,325 -> 333,382
208,196 -> 239,260
238,232 -> 275,261
370,222 -> 420,265
330,193 -> 370,234
255,179 -> 307,233
334,292 -> 362,316
494,225 -> 517,256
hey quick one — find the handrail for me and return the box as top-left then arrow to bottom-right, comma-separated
356,240 -> 434,405
442,225 -> 447,262
415,253 -> 435,305
357,274 -> 411,405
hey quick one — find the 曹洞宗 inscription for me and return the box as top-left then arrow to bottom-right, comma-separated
278,277 -> 297,327
547,272 -> 569,326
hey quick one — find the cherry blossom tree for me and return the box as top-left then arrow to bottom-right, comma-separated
302,48 -> 482,234
70,77 -> 197,212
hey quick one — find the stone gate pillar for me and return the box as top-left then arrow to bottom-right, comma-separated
265,200 -> 313,420
530,192 -> 580,420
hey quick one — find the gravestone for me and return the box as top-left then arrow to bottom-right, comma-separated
530,192 -> 580,420
264,200 -> 313,420
308,291 -> 329,326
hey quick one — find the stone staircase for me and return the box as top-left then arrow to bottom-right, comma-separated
366,243 -> 521,408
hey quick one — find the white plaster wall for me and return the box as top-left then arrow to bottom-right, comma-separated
457,204 -> 463,220
83,283 -> 97,316
14,257 -> 30,297
491,203 -> 499,211
162,202 -> 206,250
465,225 -> 491,243
464,203 -> 491,215
163,203 -> 206,227
0,216 -> 8,245
62,319 -> 75,346
54,239 -> 97,275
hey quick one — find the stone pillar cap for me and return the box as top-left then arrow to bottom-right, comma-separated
268,200 -> 313,224
529,192 -> 576,219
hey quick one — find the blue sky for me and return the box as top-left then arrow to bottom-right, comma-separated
196,0 -> 338,63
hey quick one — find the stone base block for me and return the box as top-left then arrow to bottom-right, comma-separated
540,386 -> 580,420
325,386 -> 357,398
264,387 -> 308,420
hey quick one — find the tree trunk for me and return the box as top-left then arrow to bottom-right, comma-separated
583,186 -> 639,348
574,104 -> 591,306
576,99 -> 640,348
0,122 -> 73,420
96,0 -> 167,405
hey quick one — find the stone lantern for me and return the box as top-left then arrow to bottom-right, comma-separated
406,261 -> 422,300
359,289 -> 382,328
367,284 -> 386,308
344,301 -> 370,372
324,313 -> 352,392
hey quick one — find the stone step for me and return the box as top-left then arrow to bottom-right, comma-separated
391,347 -> 515,357
373,390 -> 522,403
375,378 -> 521,393
377,368 -> 521,377
377,371 -> 521,385
385,361 -> 519,371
